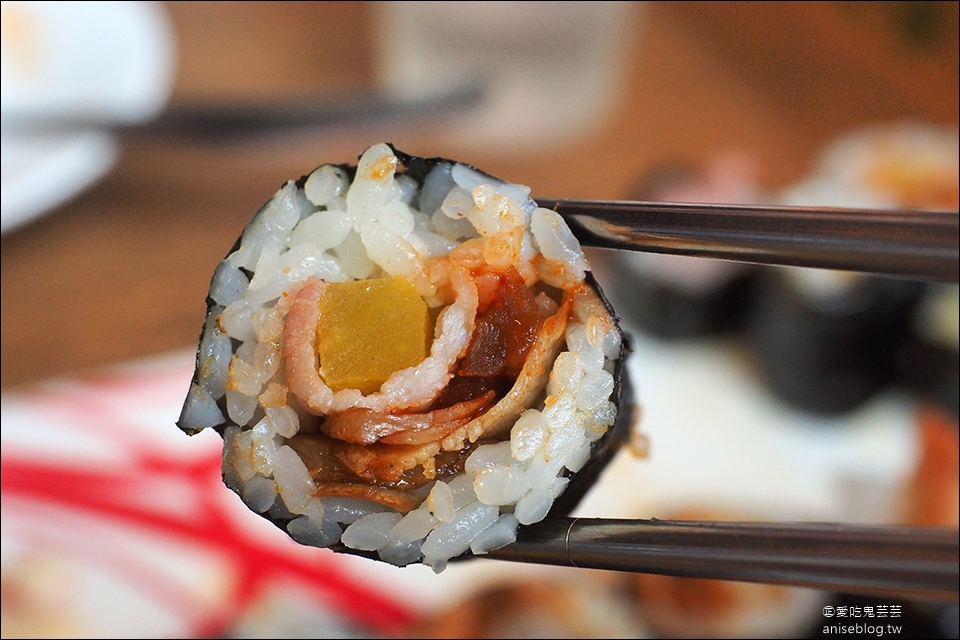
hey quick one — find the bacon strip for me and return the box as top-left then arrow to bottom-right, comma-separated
321,392 -> 495,446
283,278 -> 335,414
439,299 -> 571,451
313,482 -> 425,514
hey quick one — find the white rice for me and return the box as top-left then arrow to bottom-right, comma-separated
179,143 -> 624,571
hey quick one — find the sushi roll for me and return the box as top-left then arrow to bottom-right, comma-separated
745,268 -> 925,415
592,154 -> 765,340
177,143 -> 633,571
745,123 -> 957,416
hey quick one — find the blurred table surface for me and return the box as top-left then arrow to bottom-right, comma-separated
2,1 -> 958,391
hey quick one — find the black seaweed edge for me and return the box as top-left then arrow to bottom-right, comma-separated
175,145 -> 636,566
546,271 -> 635,519
388,144 -> 502,186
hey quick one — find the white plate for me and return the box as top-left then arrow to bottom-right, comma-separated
0,0 -> 175,233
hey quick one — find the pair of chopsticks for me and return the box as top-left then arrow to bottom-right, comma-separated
544,199 -> 959,282
485,517 -> 959,602
497,199 -> 959,600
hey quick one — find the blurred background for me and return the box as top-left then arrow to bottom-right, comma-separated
1,1 -> 957,638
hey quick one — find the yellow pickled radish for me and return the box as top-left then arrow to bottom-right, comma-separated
316,276 -> 430,394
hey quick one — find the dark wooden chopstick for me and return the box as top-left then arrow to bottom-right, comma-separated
542,199 -> 959,283
484,517 -> 959,602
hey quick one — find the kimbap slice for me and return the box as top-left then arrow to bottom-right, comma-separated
177,143 -> 635,571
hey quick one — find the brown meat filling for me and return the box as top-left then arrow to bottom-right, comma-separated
288,266 -> 559,512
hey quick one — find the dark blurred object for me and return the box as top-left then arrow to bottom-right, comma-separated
843,1 -> 957,50
134,85 -> 484,140
897,339 -> 960,420
594,153 -> 765,340
617,260 -> 759,339
746,269 -> 927,416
